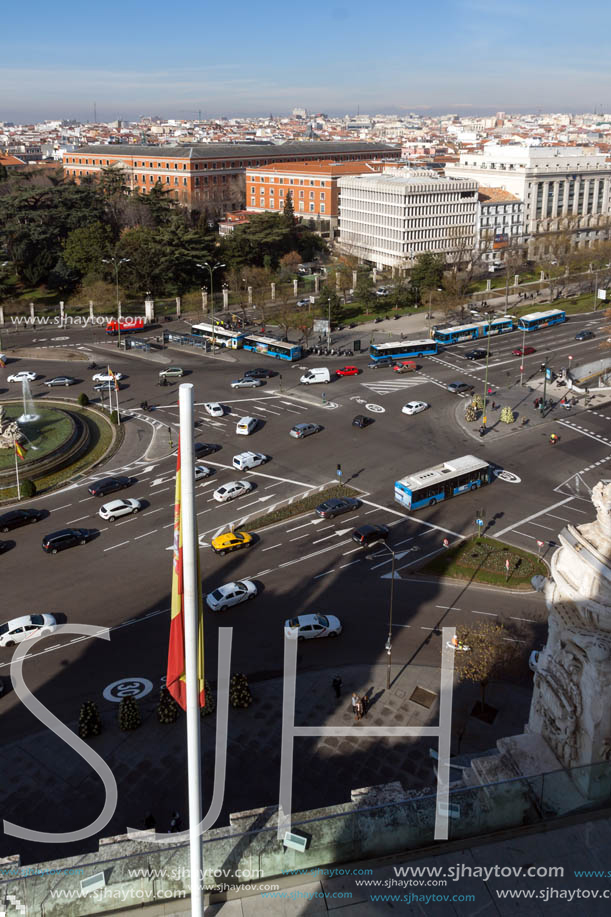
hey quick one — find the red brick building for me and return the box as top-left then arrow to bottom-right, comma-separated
63,142 -> 400,214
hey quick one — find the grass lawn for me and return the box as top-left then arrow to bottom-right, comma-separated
511,289 -> 603,318
0,405 -> 73,471
419,535 -> 547,589
247,483 -> 359,531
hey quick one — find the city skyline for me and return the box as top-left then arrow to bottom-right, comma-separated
2,0 -> 610,122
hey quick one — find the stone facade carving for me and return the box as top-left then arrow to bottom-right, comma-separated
0,406 -> 25,449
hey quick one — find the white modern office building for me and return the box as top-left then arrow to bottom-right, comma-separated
446,145 -> 611,240
337,169 -> 478,269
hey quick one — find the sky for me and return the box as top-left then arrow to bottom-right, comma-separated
1,0 -> 610,122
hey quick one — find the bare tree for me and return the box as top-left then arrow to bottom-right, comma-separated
454,620 -> 521,712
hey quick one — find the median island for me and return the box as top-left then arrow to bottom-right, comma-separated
419,535 -> 547,589
247,483 -> 359,531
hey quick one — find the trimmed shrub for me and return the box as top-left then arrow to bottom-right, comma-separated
500,405 -> 515,424
78,700 -> 102,739
118,695 -> 142,731
21,479 -> 36,498
230,673 -> 252,709
200,679 -> 216,717
77,392 -> 89,407
110,410 -> 119,424
464,403 -> 478,423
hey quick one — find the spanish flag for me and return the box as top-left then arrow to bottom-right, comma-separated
166,435 -> 205,711
15,441 -> 26,461
108,367 -> 119,391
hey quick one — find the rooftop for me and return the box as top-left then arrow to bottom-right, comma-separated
72,141 -> 400,159
478,186 -> 521,203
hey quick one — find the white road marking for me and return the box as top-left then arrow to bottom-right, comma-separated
252,569 -> 272,577
436,605 -> 461,610
339,560 -> 361,568
471,610 -> 498,616
134,530 -> 157,539
313,569 -> 335,579
143,507 -> 164,515
511,616 -> 537,623
261,543 -> 282,552
342,547 -> 362,555
494,496 -> 574,538
66,515 -> 90,524
103,541 -> 130,552
264,481 -> 283,489
53,503 -> 73,511
527,521 -> 555,530
197,509 -> 212,516
312,534 -> 339,544
290,533 -> 310,541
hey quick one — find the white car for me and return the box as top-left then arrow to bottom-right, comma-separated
284,613 -> 343,640
296,298 -> 311,307
204,402 -> 225,417
231,378 -> 263,389
402,401 -> 429,416
213,480 -> 254,503
194,465 -> 214,480
376,287 -> 390,297
92,371 -> 124,383
98,498 -> 142,521
232,451 -> 268,471
206,579 -> 257,611
0,614 -> 57,648
7,371 -> 37,383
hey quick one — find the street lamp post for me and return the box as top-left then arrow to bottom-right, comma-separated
367,541 -> 396,690
519,325 -> 527,386
196,262 -> 225,350
481,311 -> 494,428
102,256 -> 130,349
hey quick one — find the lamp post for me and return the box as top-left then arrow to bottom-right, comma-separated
367,540 -> 396,690
102,256 -> 130,349
519,324 -> 527,386
196,262 -> 225,349
481,311 -> 494,428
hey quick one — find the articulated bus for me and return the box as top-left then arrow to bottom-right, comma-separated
369,339 -> 439,361
395,455 -> 492,510
241,334 -> 302,361
517,309 -> 566,332
433,316 -> 515,346
190,323 -> 245,349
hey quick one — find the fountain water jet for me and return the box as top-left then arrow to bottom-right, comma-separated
18,378 -> 40,423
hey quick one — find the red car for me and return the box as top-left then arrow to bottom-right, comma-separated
335,366 -> 360,377
512,346 -> 536,356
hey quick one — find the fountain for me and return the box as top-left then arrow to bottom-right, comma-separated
0,406 -> 25,450
18,378 -> 40,423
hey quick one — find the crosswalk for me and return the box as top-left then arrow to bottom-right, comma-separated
359,377 -> 425,395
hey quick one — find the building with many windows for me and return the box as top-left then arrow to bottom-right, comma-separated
62,142 -> 400,213
445,145 -> 611,243
477,187 -> 525,264
337,169 -> 478,269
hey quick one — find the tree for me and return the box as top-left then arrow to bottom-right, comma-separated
47,258 -> 80,296
63,223 -> 112,278
77,392 -> 89,407
325,291 -> 344,325
69,276 -> 117,311
454,620 -> 520,712
279,250 -> 301,273
78,700 -> 102,738
410,252 -> 445,294
283,191 -> 295,228
21,479 -> 36,498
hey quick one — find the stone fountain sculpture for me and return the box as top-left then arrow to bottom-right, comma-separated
0,406 -> 26,449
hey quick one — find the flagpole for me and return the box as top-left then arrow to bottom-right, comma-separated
179,383 -> 204,916
13,436 -> 21,501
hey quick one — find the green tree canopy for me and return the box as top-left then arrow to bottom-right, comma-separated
63,222 -> 113,278
410,252 -> 445,294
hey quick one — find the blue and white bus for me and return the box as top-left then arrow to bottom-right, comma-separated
395,455 -> 492,510
369,339 -> 439,362
191,323 -> 245,349
517,309 -> 566,332
433,316 -> 515,345
241,334 -> 302,361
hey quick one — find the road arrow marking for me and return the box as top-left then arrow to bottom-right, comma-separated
381,571 -> 403,579
335,527 -> 353,536
258,495 -> 273,501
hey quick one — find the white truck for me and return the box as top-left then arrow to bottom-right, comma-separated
300,367 -> 330,385
232,451 -> 268,471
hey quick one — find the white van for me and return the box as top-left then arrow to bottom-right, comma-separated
233,451 -> 268,471
300,368 -> 330,385
236,416 -> 258,435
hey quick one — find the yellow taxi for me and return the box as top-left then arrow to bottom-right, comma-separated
211,530 -> 253,556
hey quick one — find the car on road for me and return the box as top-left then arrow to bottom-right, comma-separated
368,358 -> 394,369
352,414 -> 373,428
351,524 -> 390,547
402,400 -> 429,416
92,371 -> 124,383
244,368 -> 276,379
194,465 -> 214,480
0,508 -> 45,532
0,540 -> 12,554
204,402 -> 225,417
42,528 -> 93,554
7,371 -> 37,383
575,329 -> 595,341
231,377 -> 263,389
296,298 -> 311,308
44,376 -> 77,387
0,614 -> 57,648
315,497 -> 360,519
98,498 -> 141,521
232,451 -> 268,471
512,346 -> 536,356
88,476 -> 132,497
447,382 -> 474,395
158,366 -> 184,379
375,287 -> 390,297
465,349 -> 488,361
211,531 -> 253,556
335,365 -> 360,377
194,442 -> 220,457
213,480 -> 253,503
206,579 -> 257,611
393,361 -> 417,373
289,423 -> 322,439
284,613 -> 342,640
94,381 -> 124,392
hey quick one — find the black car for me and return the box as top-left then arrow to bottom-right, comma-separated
0,508 -> 44,532
194,442 -> 220,457
42,528 -> 92,554
351,524 -> 390,547
88,476 -> 132,497
0,540 -> 13,554
368,358 -> 394,369
465,349 -> 487,361
575,329 -> 595,341
315,497 -> 360,519
352,414 -> 373,428
244,368 -> 277,379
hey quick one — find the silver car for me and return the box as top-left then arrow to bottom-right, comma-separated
231,378 -> 263,389
289,423 -> 321,439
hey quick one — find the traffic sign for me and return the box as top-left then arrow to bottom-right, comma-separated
475,518 -> 484,526
536,540 -> 545,547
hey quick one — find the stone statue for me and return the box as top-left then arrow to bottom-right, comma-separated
0,406 -> 25,449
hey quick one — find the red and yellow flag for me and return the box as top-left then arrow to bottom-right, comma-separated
166,435 -> 205,711
15,441 -> 26,461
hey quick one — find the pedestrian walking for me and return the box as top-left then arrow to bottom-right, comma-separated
332,675 -> 342,699
356,696 -> 364,720
361,693 -> 369,717
443,537 -> 450,548
351,692 -> 360,722
168,811 -> 182,833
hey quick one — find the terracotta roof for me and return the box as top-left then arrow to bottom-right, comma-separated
246,159 -> 381,176
478,186 -> 521,203
0,153 -> 26,167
